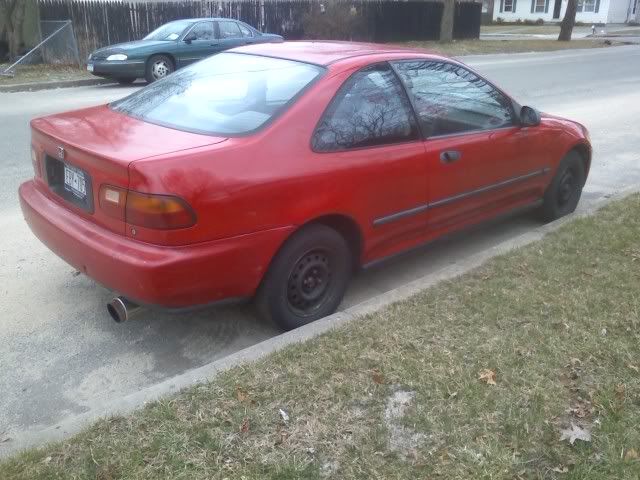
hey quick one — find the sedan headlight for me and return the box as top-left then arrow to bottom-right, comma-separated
106,53 -> 128,61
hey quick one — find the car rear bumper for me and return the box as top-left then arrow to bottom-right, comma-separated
87,59 -> 146,79
19,180 -> 293,308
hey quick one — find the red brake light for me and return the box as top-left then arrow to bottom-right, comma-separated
126,191 -> 196,230
99,186 -> 196,230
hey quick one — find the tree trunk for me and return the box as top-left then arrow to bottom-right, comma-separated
440,0 -> 455,43
0,0 -> 26,59
558,0 -> 577,41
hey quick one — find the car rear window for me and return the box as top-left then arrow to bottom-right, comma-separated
111,53 -> 324,136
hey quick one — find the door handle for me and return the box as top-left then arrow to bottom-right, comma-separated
440,150 -> 461,164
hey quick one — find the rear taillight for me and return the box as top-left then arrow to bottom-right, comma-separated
99,185 -> 196,230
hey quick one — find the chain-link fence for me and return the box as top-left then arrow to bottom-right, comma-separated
1,19 -> 80,76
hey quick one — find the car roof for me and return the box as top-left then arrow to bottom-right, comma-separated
231,41 -> 441,67
171,18 -> 250,23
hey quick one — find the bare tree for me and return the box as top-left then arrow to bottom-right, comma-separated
0,0 -> 27,59
440,0 -> 455,42
558,0 -> 578,41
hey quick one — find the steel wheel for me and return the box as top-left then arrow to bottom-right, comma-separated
256,224 -> 352,331
557,168 -> 578,208
286,248 -> 332,317
540,150 -> 586,222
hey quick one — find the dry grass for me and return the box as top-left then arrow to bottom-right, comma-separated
2,194 -> 640,479
402,38 -> 629,56
0,64 -> 92,86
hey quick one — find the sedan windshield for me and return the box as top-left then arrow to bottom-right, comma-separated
144,20 -> 193,41
111,53 -> 324,135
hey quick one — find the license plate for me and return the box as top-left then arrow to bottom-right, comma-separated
87,63 -> 94,72
64,164 -> 87,199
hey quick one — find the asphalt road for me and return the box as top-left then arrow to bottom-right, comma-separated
1,45 -> 639,446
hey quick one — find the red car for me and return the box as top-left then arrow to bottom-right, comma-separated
19,42 -> 591,330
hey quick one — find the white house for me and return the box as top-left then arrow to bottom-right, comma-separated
492,0 -> 640,24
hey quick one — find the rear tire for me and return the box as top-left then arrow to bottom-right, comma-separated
540,150 -> 586,222
145,55 -> 174,83
256,224 -> 352,331
116,77 -> 136,85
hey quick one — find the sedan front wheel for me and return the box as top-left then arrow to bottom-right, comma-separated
145,55 -> 174,83
540,150 -> 586,222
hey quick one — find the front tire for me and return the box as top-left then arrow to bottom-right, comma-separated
256,224 -> 352,331
540,150 -> 586,222
145,55 -> 174,83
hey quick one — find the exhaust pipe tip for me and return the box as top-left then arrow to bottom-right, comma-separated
107,296 -> 140,323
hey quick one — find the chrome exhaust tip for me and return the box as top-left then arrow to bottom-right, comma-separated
107,296 -> 140,323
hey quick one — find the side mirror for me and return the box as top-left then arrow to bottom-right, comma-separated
183,32 -> 195,44
520,106 -> 541,127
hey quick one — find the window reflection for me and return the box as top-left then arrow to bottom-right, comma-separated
312,64 -> 419,152
393,61 -> 514,137
111,53 -> 324,135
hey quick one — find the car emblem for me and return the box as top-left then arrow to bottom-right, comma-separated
57,146 -> 65,160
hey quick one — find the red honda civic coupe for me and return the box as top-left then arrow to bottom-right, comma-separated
19,41 -> 591,330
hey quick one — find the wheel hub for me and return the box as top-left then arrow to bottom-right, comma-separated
558,169 -> 576,206
287,251 -> 331,314
152,61 -> 169,79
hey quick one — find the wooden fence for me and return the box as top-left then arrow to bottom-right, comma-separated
38,0 -> 481,60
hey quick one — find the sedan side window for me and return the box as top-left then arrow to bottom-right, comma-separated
218,21 -> 242,39
190,22 -> 215,41
392,61 -> 514,137
238,23 -> 253,37
312,64 -> 419,152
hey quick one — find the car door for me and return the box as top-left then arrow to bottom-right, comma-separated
237,21 -> 259,45
311,63 -> 429,259
392,59 -> 544,229
216,20 -> 249,50
176,21 -> 218,68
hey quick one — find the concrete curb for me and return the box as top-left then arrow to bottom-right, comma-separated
0,78 -> 115,93
2,184 -> 639,459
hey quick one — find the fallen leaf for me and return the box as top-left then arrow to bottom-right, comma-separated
559,423 -> 591,445
478,369 -> 497,385
371,369 -> 385,385
235,387 -> 248,402
615,384 -> 626,402
624,448 -> 639,461
279,408 -> 290,423
240,418 -> 249,433
552,465 -> 569,473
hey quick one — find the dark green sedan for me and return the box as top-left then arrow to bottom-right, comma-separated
87,18 -> 283,84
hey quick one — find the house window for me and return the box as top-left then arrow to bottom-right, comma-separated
534,0 -> 546,13
504,0 -> 514,11
577,0 -> 596,12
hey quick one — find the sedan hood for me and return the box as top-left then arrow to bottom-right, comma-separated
91,40 -> 170,58
31,105 -> 227,164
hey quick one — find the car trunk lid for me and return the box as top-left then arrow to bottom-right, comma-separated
31,105 -> 227,235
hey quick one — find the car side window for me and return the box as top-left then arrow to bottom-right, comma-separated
312,64 -> 419,152
238,23 -> 253,37
218,21 -> 242,39
392,60 -> 515,137
190,22 -> 215,41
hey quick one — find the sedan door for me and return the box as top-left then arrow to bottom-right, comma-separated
176,21 -> 218,68
216,20 -> 250,50
392,60 -> 547,229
